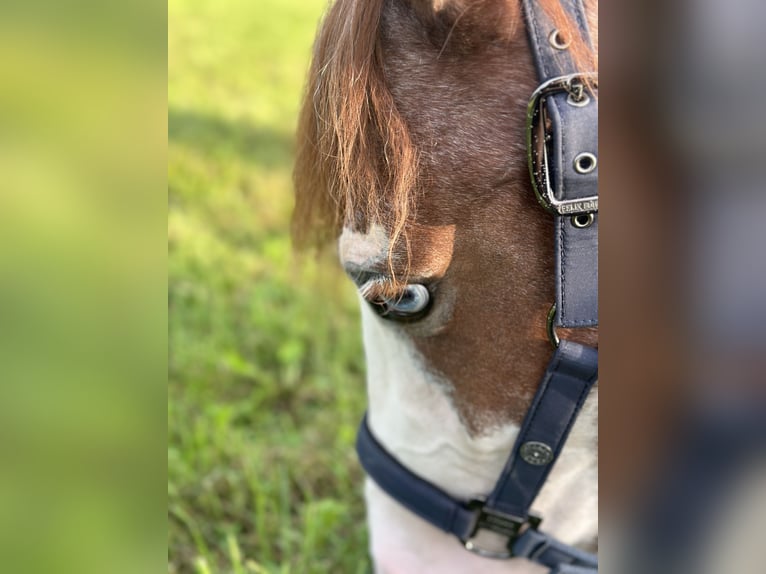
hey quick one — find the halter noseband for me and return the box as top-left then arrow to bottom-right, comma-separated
356,1 -> 599,572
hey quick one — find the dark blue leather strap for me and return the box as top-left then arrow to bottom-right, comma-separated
485,341 -> 598,517
551,96 -> 598,328
356,413 -> 478,541
513,528 -> 598,572
522,0 -> 594,80
522,0 -> 599,328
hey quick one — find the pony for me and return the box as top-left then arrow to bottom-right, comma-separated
293,1 -> 598,571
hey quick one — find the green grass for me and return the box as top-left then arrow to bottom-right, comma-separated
168,1 -> 370,572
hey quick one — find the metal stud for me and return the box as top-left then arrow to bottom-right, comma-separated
548,29 -> 571,50
574,152 -> 597,174
520,441 -> 554,466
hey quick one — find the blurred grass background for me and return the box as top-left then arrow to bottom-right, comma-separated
0,2 -> 166,574
168,0 -> 370,572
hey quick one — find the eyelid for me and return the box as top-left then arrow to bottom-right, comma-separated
359,278 -> 399,302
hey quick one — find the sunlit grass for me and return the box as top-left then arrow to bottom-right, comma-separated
168,1 -> 370,572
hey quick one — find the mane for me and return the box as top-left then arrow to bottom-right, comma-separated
292,0 -> 415,256
292,0 -> 595,257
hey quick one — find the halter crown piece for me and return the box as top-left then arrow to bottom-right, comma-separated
355,1 -> 599,572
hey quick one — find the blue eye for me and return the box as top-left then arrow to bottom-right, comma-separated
371,284 -> 432,321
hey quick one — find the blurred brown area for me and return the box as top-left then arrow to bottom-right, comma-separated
601,0 -> 766,571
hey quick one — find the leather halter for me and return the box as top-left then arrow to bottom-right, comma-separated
356,1 -> 599,572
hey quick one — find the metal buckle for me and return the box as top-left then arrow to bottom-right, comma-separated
547,303 -> 560,348
526,73 -> 598,216
462,500 -> 542,559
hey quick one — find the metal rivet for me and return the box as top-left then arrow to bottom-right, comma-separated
520,441 -> 554,466
571,213 -> 595,229
574,152 -> 597,174
548,29 -> 571,50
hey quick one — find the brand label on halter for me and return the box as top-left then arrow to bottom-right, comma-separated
557,199 -> 598,215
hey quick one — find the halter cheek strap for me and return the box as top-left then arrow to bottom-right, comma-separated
355,0 -> 599,571
524,0 -> 598,328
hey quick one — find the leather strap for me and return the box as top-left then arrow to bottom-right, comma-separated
522,0 -> 594,78
513,528 -> 598,572
551,97 -> 598,327
485,341 -> 598,517
356,413 -> 478,541
522,0 -> 599,328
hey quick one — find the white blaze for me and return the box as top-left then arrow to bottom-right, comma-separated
339,224 -> 390,269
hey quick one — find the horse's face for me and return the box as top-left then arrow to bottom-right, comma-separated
295,0 -> 598,571
340,0 -> 566,434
